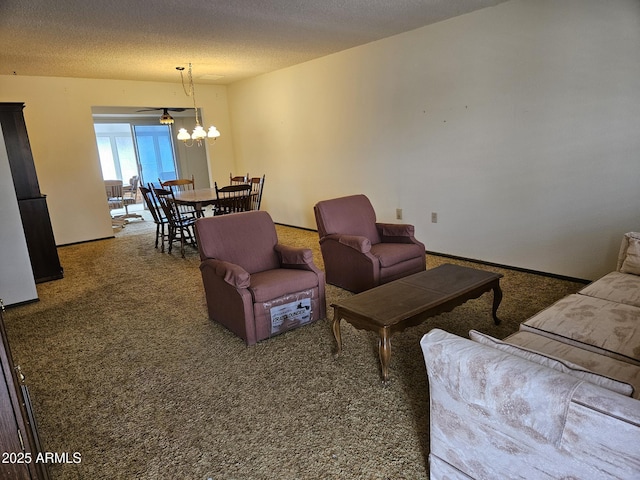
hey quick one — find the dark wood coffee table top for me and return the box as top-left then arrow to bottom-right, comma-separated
330,263 -> 503,383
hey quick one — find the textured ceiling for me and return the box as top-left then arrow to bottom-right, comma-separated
0,0 -> 508,85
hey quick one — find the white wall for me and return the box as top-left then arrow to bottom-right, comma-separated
228,0 -> 640,280
0,76 -> 234,245
0,125 -> 38,306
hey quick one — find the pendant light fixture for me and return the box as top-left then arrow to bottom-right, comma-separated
176,63 -> 221,147
159,108 -> 175,125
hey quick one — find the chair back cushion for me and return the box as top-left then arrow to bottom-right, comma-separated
195,211 -> 280,273
314,194 -> 381,244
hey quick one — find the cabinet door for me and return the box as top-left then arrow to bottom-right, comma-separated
17,197 -> 63,283
0,372 -> 32,479
0,304 -> 49,479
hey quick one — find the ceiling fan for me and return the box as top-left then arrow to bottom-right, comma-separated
136,107 -> 190,125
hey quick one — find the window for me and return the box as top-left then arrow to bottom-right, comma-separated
132,125 -> 177,185
94,123 -> 178,186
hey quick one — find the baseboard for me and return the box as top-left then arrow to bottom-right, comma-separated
3,298 -> 40,309
426,250 -> 590,284
274,223 -> 318,233
58,235 -> 115,247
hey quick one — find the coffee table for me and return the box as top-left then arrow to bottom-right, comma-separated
331,263 -> 503,383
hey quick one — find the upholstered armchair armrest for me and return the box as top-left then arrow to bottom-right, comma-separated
199,258 -> 250,288
322,233 -> 372,253
275,244 -> 317,270
376,222 -> 417,243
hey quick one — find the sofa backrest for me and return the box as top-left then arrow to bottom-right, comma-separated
314,194 -> 381,244
195,211 -> 280,274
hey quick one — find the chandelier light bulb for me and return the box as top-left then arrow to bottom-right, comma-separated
192,124 -> 207,141
207,126 -> 221,139
177,128 -> 191,141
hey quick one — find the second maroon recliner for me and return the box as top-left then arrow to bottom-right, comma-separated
314,194 -> 426,293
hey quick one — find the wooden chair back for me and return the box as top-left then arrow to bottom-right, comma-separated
230,173 -> 249,185
160,175 -> 195,192
105,180 -> 124,210
140,185 -> 169,251
152,187 -> 179,223
214,182 -> 252,215
249,175 -> 265,210
159,176 -> 196,217
140,185 -> 165,223
152,187 -> 197,257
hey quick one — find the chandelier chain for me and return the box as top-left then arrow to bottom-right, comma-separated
180,63 -> 201,126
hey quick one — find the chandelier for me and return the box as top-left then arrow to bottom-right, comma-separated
176,63 -> 221,147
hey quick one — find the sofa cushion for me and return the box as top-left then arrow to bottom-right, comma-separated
579,271 -> 640,308
370,242 -> 425,268
520,294 -> 640,366
249,268 -> 319,303
470,330 -> 634,397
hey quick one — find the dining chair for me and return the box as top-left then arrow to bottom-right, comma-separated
105,180 -> 124,209
121,175 -> 143,220
152,187 -> 197,258
140,185 -> 169,252
214,182 -> 252,215
249,175 -> 265,210
105,179 -> 127,227
229,173 -> 249,185
160,175 -> 197,217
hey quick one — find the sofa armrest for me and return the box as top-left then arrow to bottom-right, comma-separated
617,232 -> 640,273
200,258 -> 250,288
322,233 -> 371,253
420,329 -> 640,479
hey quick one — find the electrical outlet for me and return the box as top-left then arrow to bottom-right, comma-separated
431,212 -> 438,223
396,208 -> 402,220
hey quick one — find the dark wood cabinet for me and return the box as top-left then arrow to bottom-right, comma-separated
0,103 -> 63,283
0,302 -> 49,479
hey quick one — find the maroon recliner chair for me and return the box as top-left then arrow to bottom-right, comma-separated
195,211 -> 326,346
314,194 -> 426,293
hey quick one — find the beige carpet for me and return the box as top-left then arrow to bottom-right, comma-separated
4,215 -> 585,479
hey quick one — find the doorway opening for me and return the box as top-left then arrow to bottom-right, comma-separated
92,106 -> 211,225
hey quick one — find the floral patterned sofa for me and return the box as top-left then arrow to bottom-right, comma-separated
420,232 -> 640,479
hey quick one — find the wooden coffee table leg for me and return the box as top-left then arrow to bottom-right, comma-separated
332,306 -> 343,359
492,281 -> 503,325
378,327 -> 391,384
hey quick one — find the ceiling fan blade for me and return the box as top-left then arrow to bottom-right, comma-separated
136,107 -> 189,112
